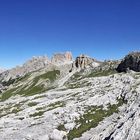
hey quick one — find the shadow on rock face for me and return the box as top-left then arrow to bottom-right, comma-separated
116,52 -> 140,72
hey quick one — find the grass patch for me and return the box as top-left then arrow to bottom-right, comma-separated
28,102 -> 38,107
0,105 -> 12,118
58,124 -> 67,131
20,70 -> 60,97
67,83 -> 81,89
22,85 -> 46,96
67,98 -> 125,140
29,110 -> 46,118
33,70 -> 60,84
36,106 -> 46,111
0,102 -> 24,118
0,84 -> 46,101
0,70 -> 60,101
87,70 -> 117,78
47,101 -> 64,111
0,87 -> 19,102
66,70 -> 117,89
15,73 -> 31,83
33,95 -> 46,100
11,102 -> 25,114
11,107 -> 21,114
67,81 -> 91,89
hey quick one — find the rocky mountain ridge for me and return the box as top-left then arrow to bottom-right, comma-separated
0,52 -> 73,82
0,51 -> 140,140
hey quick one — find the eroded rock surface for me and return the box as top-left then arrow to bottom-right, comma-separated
71,54 -> 100,71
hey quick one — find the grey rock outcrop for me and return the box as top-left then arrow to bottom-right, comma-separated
96,60 -> 120,71
72,54 -> 100,70
75,54 -> 93,69
117,52 -> 140,72
64,51 -> 73,61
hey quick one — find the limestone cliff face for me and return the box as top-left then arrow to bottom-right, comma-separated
71,54 -> 100,70
51,52 -> 73,65
65,51 -> 73,61
75,54 -> 94,69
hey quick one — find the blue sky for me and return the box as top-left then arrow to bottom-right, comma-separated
0,0 -> 140,68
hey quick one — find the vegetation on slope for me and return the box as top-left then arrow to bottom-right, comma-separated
65,69 -> 117,89
87,70 -> 117,78
67,99 -> 125,140
0,70 -> 60,101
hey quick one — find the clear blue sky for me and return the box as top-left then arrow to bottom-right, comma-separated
0,0 -> 140,68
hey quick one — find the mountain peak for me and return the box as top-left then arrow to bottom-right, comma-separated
51,51 -> 73,65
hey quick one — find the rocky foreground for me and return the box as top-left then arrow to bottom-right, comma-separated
0,52 -> 140,140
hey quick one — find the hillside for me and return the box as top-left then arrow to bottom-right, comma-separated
0,52 -> 140,140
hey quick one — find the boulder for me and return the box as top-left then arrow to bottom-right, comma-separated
117,52 -> 140,72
